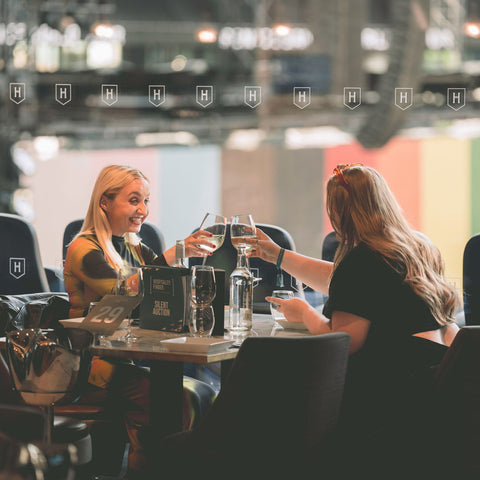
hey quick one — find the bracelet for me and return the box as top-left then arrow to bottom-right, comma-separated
276,248 -> 285,269
276,248 -> 285,288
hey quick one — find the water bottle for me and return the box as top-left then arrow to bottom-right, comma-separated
228,253 -> 253,332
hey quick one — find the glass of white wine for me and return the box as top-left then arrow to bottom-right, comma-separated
230,214 -> 257,256
199,213 -> 227,264
230,214 -> 261,283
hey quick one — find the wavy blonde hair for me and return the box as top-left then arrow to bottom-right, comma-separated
326,165 -> 459,325
76,165 -> 149,270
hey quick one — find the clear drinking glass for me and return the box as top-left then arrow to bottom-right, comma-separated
115,266 -> 144,344
190,265 -> 216,337
230,214 -> 262,285
88,301 -> 109,346
198,213 -> 226,265
191,265 -> 216,307
230,214 -> 257,257
270,289 -> 295,326
189,305 -> 215,337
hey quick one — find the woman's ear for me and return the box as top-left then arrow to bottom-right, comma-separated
100,195 -> 109,213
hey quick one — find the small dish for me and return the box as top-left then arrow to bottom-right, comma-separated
276,319 -> 308,331
161,337 -> 235,354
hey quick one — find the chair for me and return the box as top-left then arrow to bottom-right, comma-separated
321,230 -> 339,261
430,326 -> 480,478
63,219 -> 166,261
141,333 -> 351,477
0,292 -> 130,479
463,233 -> 480,326
0,213 -> 50,295
190,223 -> 302,313
0,404 -> 78,479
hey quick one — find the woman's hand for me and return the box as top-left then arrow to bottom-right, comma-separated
265,296 -> 309,323
184,230 -> 216,258
247,228 -> 282,264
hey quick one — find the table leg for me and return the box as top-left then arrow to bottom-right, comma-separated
220,358 -> 234,385
149,360 -> 184,437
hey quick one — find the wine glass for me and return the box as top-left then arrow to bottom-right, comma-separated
230,214 -> 257,256
88,301 -> 109,347
231,214 -> 262,285
115,266 -> 144,344
191,265 -> 216,306
190,265 -> 216,337
188,305 -> 215,337
198,213 -> 227,264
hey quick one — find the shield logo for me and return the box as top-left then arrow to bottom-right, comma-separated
10,83 -> 26,104
293,87 -> 311,109
244,86 -> 261,108
9,257 -> 25,279
149,85 -> 166,107
101,84 -> 118,106
447,88 -> 465,111
55,84 -> 72,105
395,88 -> 413,110
196,86 -> 213,107
344,87 -> 361,110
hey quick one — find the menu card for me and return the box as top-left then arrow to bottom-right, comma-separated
139,265 -> 191,332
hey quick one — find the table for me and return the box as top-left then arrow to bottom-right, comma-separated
87,314 -> 309,436
3,314 -> 310,438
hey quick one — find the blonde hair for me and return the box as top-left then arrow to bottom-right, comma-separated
77,165 -> 149,270
326,165 -> 459,326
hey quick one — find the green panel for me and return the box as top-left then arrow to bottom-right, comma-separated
471,140 -> 480,235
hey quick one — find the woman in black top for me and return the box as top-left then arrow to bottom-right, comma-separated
250,164 -> 460,474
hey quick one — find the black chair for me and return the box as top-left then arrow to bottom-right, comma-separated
190,223 -> 302,313
321,230 -> 339,261
0,404 -> 79,479
429,326 -> 480,479
141,333 -> 351,478
63,219 -> 166,261
463,233 -> 480,326
0,293 -> 129,480
0,213 -> 50,295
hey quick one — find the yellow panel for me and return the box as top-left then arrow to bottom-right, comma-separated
420,137 -> 471,298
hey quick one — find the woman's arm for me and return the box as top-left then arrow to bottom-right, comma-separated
251,228 -> 333,295
266,296 -> 370,355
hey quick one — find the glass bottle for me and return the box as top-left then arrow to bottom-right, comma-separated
228,247 -> 253,334
173,239 -> 186,268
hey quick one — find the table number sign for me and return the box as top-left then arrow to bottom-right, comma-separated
80,294 -> 142,335
139,266 -> 191,332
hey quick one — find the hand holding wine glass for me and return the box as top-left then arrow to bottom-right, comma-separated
115,266 -> 144,344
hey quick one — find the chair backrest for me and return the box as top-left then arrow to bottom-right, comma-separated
321,231 -> 339,261
463,233 -> 480,325
0,213 -> 50,295
433,326 -> 480,477
189,223 -> 302,313
192,334 -> 350,461
6,328 -> 93,407
62,219 -> 166,261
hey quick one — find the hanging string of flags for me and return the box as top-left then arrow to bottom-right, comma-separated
7,83 -> 468,111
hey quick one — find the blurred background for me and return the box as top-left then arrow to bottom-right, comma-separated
1,0 -> 479,298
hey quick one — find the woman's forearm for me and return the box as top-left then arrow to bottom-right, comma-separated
279,250 -> 333,295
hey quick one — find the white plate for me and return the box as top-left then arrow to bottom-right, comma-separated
276,319 -> 308,331
161,337 -> 235,354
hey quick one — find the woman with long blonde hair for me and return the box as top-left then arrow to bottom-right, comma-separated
64,165 -> 216,479
250,164 -> 460,474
